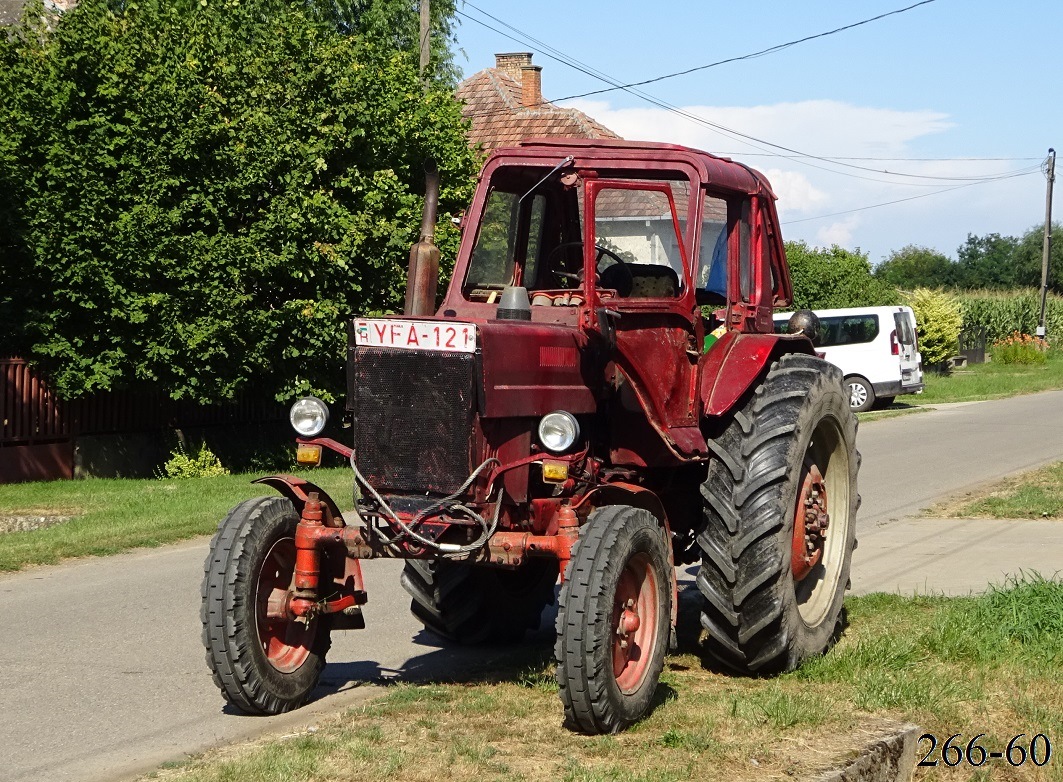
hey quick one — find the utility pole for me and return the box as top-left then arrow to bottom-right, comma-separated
1036,148 -> 1056,338
419,0 -> 430,77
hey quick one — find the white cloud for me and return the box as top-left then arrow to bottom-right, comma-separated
567,98 -> 953,157
563,98 -> 1043,261
763,168 -> 828,215
816,217 -> 861,248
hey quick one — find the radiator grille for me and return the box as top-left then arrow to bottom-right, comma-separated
349,346 -> 475,494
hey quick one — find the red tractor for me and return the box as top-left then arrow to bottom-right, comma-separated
201,138 -> 858,734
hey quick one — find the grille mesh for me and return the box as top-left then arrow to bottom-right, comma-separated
349,346 -> 475,494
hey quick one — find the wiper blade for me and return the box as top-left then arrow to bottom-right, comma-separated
519,155 -> 575,204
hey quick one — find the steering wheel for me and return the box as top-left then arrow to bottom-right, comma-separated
547,241 -> 633,290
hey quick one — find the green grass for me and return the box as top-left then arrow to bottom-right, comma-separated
913,350 -> 1063,405
932,461 -> 1063,520
147,574 -> 1063,782
0,467 -> 352,572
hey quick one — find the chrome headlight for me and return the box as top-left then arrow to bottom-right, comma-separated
538,411 -> 580,454
289,396 -> 329,437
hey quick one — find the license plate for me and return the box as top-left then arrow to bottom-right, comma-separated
353,319 -> 476,353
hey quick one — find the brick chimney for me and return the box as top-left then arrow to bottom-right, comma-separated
520,64 -> 543,108
494,52 -> 533,81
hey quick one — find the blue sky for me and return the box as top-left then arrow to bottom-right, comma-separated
451,0 -> 1059,264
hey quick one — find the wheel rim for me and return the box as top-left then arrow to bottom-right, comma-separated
792,417 -> 852,627
848,382 -> 867,409
611,552 -> 660,694
792,460 -> 828,582
256,537 -> 316,673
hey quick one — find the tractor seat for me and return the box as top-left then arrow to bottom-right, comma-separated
601,263 -> 680,298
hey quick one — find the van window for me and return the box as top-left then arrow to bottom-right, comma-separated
894,312 -> 917,346
817,315 -> 879,347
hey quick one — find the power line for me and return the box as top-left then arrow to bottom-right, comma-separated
781,169 -> 1039,225
542,0 -> 940,102
457,4 -> 1036,186
716,154 -> 1043,163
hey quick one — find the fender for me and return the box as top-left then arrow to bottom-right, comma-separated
253,474 -> 346,528
254,474 -> 366,628
574,482 -> 678,634
699,331 -> 814,417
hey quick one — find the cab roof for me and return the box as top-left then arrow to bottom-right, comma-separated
484,137 -> 777,201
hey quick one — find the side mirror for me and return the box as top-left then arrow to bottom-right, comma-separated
787,310 -> 821,346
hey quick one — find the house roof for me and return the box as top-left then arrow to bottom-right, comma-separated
456,52 -> 620,154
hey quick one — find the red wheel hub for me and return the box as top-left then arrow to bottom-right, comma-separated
792,462 -> 830,582
257,538 -> 317,673
611,553 -> 659,694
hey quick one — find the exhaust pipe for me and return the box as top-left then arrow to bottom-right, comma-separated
404,159 -> 441,317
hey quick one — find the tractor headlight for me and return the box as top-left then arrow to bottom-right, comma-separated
289,396 -> 329,437
538,411 -> 580,454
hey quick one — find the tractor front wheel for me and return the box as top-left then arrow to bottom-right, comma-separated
555,505 -> 672,734
201,497 -> 330,714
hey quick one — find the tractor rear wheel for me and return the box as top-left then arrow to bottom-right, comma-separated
201,497 -> 330,714
555,505 -> 672,734
401,558 -> 559,644
699,353 -> 858,675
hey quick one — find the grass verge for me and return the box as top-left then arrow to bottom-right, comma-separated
0,467 -> 352,572
912,351 -> 1063,406
145,575 -> 1063,782
930,461 -> 1063,520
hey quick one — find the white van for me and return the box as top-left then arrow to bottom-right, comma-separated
774,306 -> 924,412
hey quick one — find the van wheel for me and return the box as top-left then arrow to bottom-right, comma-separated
845,376 -> 875,412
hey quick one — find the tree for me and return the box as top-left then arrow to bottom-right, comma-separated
874,244 -> 957,290
0,0 -> 478,402
784,241 -> 898,310
1011,222 -> 1063,295
954,232 -> 1021,289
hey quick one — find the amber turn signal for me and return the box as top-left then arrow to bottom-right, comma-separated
296,443 -> 323,466
542,460 -> 568,483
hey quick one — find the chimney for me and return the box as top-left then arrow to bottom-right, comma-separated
494,52 -> 533,82
520,64 -> 543,108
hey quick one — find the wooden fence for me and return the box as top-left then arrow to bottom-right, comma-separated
1,357 -> 285,482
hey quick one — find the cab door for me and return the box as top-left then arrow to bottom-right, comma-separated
584,178 -> 704,460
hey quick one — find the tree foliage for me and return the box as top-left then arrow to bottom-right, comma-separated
0,0 -> 478,402
871,225 -> 1062,294
784,241 -> 898,310
874,244 -> 957,290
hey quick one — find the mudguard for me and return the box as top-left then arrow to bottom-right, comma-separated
253,475 -> 346,528
253,474 -> 366,628
699,331 -> 814,417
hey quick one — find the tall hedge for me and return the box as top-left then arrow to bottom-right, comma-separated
0,0 -> 477,402
785,241 -> 899,310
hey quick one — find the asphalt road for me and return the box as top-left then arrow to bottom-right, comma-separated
2,389 -> 1062,782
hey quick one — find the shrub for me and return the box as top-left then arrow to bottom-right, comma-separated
160,442 -> 230,479
991,332 -> 1050,365
904,288 -> 963,368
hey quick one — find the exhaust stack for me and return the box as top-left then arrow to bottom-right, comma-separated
404,160 -> 441,317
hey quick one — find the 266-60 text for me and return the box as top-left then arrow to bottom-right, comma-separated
918,733 -> 1052,767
